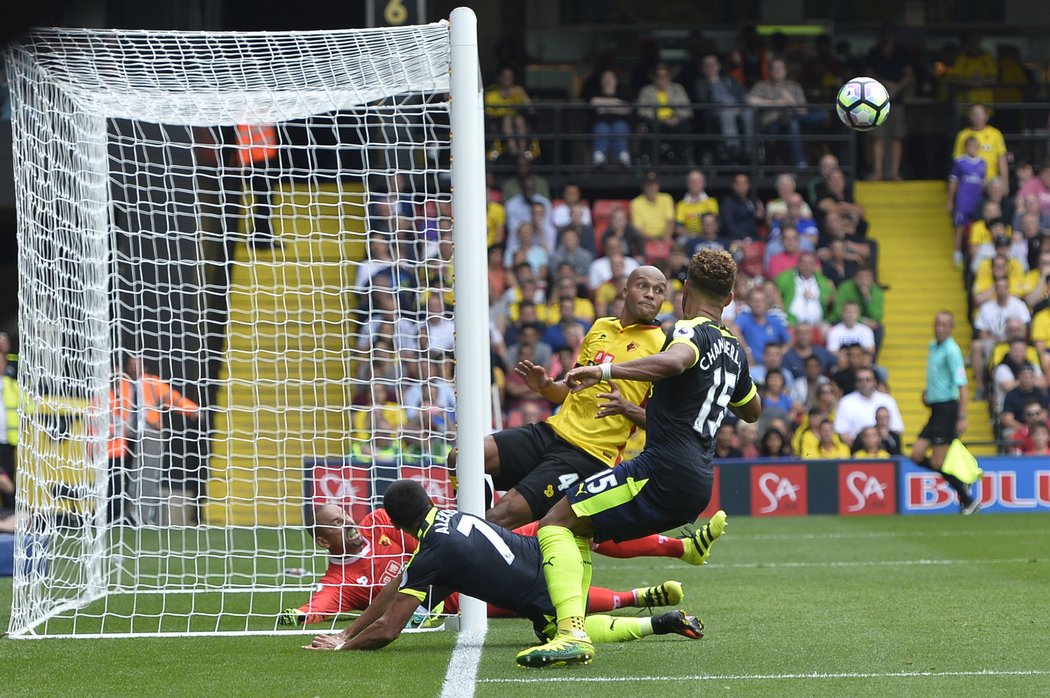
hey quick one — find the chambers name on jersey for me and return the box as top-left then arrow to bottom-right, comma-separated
644,316 -> 755,467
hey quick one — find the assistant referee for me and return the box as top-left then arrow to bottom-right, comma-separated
910,311 -> 979,514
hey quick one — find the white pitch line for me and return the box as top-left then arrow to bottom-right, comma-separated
722,529 -> 1050,542
440,628 -> 487,698
477,668 -> 1050,685
658,557 -> 1042,571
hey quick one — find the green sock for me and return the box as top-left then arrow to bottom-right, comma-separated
585,615 -> 653,643
576,536 -> 592,612
537,525 -> 587,637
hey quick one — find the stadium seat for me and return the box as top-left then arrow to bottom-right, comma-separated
593,198 -> 630,232
644,239 -> 671,262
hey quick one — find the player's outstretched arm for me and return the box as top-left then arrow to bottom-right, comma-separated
566,344 -> 696,392
337,592 -> 419,651
517,359 -> 571,404
306,571 -> 409,650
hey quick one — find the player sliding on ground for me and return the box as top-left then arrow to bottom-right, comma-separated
280,503 -> 689,626
516,249 -> 761,669
450,266 -> 723,566
304,480 -> 703,651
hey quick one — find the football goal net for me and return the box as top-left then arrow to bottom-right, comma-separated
5,8 -> 489,638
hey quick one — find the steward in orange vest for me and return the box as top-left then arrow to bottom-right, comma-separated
233,124 -> 278,168
107,356 -> 200,459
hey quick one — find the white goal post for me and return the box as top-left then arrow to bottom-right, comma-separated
5,7 -> 488,638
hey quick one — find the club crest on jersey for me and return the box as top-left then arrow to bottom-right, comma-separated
626,342 -> 638,352
378,534 -> 392,547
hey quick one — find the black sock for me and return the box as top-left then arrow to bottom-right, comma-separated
915,457 -> 972,505
942,472 -> 973,505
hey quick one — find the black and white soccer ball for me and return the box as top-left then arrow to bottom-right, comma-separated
835,77 -> 891,131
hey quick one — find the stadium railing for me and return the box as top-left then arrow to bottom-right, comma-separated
949,100 -> 1050,167
483,102 -> 859,190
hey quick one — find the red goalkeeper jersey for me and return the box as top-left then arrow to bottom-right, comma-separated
297,509 -> 416,623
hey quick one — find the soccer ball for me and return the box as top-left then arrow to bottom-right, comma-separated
835,77 -> 891,131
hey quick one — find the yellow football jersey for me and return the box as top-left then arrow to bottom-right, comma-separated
952,126 -> 1007,181
675,196 -> 719,235
547,317 -> 666,465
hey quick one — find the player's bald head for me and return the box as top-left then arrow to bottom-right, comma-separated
313,504 -> 345,525
627,265 -> 664,286
622,266 -> 667,324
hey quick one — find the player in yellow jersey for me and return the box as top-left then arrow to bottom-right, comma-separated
467,267 -> 668,530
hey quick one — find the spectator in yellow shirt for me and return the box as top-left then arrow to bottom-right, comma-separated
488,199 -> 506,248
630,172 -> 676,241
951,33 -> 998,106
952,103 -> 1008,182
812,419 -> 851,459
1031,309 -> 1050,372
988,318 -> 1042,374
1025,249 -> 1050,310
792,406 -> 825,458
484,66 -> 532,159
636,63 -> 693,165
675,169 -> 719,238
971,252 -> 1027,305
352,383 -> 407,443
966,202 -> 1011,259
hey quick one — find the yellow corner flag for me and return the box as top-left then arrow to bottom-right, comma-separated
941,439 -> 983,484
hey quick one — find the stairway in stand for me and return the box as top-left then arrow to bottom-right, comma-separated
205,182 -> 367,526
855,180 -> 994,455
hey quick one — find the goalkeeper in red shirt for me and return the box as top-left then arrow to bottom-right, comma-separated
280,504 -> 690,626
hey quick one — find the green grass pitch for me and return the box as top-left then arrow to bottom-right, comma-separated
3,513 -> 1049,697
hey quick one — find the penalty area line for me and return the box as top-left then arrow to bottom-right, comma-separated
478,668 -> 1050,685
440,628 -> 487,698
658,557 -> 1042,571
725,529 -> 1050,542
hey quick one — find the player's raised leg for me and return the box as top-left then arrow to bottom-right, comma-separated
592,510 -> 728,566
680,510 -> 728,565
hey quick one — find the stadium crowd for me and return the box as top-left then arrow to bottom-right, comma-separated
351,152 -> 906,462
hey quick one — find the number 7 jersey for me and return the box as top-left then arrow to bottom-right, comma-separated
645,316 -> 756,467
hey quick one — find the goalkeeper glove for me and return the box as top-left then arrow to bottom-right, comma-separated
278,608 -> 307,627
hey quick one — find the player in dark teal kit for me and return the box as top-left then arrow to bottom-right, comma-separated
304,480 -> 703,652
516,249 -> 762,668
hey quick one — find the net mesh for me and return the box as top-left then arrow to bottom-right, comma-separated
6,23 -> 460,637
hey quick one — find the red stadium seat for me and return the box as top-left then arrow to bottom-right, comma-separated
644,239 -> 671,262
592,199 -> 630,232
592,199 -> 630,249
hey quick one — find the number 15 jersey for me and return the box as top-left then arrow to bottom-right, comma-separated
644,316 -> 756,469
